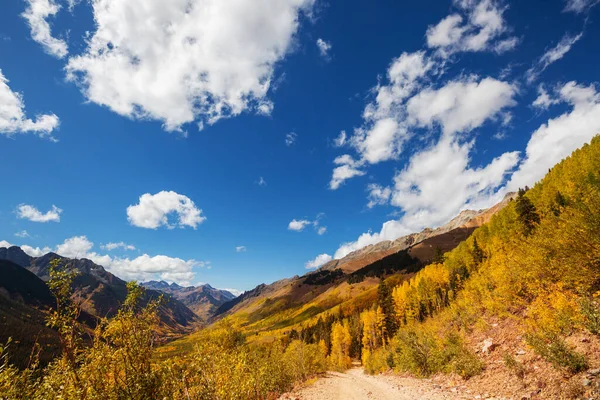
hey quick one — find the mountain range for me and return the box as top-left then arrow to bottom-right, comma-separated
141,281 -> 235,321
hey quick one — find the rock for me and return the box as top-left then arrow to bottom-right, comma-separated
588,368 -> 600,376
481,338 -> 496,354
582,378 -> 592,387
581,337 -> 590,343
516,350 -> 526,356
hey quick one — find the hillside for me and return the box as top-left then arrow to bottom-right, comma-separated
188,193 -> 516,348
0,259 -> 61,368
142,281 -> 236,321
0,247 -> 200,334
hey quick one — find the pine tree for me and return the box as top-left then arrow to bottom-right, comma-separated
516,188 -> 540,236
432,246 -> 445,264
472,238 -> 484,264
377,278 -> 398,342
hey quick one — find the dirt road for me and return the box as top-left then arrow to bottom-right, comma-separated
280,368 -> 463,400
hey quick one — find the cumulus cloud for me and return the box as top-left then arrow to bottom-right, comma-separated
331,73 -> 516,189
406,77 -> 517,135
288,219 -> 312,231
0,70 -> 60,139
305,253 -> 333,269
127,191 -> 206,229
15,230 -> 31,238
65,0 -> 315,131
17,204 -> 62,223
285,132 -> 298,146
101,242 -> 136,251
367,184 -> 392,208
235,246 -> 247,252
317,226 -> 327,235
527,32 -> 583,83
508,81 -> 600,190
22,0 -> 68,58
0,240 -> 13,248
426,0 -> 517,56
316,38 -> 332,58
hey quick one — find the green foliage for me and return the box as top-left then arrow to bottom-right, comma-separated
503,353 -> 525,379
525,332 -> 587,373
580,296 -> 600,335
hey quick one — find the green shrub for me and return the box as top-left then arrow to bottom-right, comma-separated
502,353 -> 525,379
364,346 -> 393,375
580,296 -> 600,335
525,332 -> 587,374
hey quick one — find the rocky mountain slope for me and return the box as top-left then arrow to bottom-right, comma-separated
0,247 -> 200,334
142,280 -> 236,321
210,193 -> 516,337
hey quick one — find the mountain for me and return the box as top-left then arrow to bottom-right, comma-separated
209,194 -> 515,337
142,281 -> 236,321
0,259 -> 61,368
0,247 -> 200,335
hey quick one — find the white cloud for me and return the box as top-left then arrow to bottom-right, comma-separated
564,0 -> 600,13
532,85 -> 559,110
289,214 -> 327,234
330,154 -> 366,190
406,77 -> 517,136
17,204 -> 62,223
127,191 -> 205,229
0,240 -> 13,248
288,219 -> 311,231
22,0 -> 68,58
235,246 -> 247,252
426,0 -> 516,56
14,230 -> 31,238
508,81 -> 600,190
305,253 -> 333,269
285,132 -> 298,146
220,288 -> 243,296
55,235 -> 94,258
334,136 -> 519,259
527,32 -> 583,82
257,176 -> 267,186
316,38 -> 332,58
21,244 -> 52,257
367,184 -> 392,208
101,242 -> 136,251
333,130 -> 347,147
331,74 -> 516,188
0,69 -> 60,139
65,0 -> 315,131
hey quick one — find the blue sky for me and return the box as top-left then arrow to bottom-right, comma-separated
1,0 -> 599,293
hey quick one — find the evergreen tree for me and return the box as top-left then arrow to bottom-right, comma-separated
377,278 -> 398,342
516,188 -> 540,236
432,246 -> 445,264
472,238 -> 484,264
